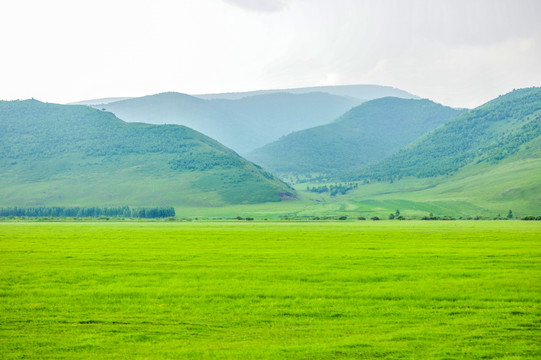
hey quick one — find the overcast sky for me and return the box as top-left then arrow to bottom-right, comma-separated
1,0 -> 539,108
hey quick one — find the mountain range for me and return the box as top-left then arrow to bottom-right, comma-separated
1,85 -> 539,216
194,84 -> 418,101
93,92 -> 361,154
82,84 -> 418,154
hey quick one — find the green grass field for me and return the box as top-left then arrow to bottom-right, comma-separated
1,222 -> 540,359
170,157 -> 541,220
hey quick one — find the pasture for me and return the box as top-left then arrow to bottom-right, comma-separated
0,221 -> 539,358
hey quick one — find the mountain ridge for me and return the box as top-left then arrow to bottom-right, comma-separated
194,84 -> 419,101
347,87 -> 541,181
93,91 -> 363,154
247,97 -> 466,176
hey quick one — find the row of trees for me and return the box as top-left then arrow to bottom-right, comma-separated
306,183 -> 358,196
0,206 -> 175,218
521,215 -> 541,220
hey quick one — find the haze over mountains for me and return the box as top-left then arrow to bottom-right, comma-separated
94,92 -> 360,154
1,84 -> 539,215
87,84 -> 419,154
194,84 -> 419,101
248,97 -> 465,176
0,100 -> 293,207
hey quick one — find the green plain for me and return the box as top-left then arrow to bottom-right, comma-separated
1,222 -> 540,359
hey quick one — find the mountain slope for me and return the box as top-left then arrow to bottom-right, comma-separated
321,87 -> 541,215
95,92 -> 362,154
195,84 -> 419,101
0,100 -> 294,207
350,87 -> 541,181
247,98 -> 465,176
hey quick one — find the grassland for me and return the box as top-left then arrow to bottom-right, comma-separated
0,222 -> 540,359
169,156 -> 541,220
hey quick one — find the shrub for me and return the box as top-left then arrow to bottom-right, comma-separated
521,215 -> 541,220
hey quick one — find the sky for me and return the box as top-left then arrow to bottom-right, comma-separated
0,0 -> 540,108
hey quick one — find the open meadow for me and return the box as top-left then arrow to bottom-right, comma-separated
0,221 -> 540,359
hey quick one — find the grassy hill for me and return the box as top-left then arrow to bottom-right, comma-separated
247,98 -> 465,176
94,92 -> 362,154
172,153 -> 540,219
288,87 -> 541,217
0,100 -> 294,207
195,88 -> 539,219
350,87 -> 541,181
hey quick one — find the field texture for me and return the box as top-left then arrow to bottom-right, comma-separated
0,222 -> 540,359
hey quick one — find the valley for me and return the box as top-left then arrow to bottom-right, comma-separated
1,87 -> 540,219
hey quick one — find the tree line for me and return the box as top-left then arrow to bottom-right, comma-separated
306,183 -> 358,196
0,206 -> 175,218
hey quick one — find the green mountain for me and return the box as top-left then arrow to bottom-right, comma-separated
350,87 -> 541,181
318,87 -> 541,215
195,84 -> 419,101
247,98 -> 465,176
0,100 -> 294,207
95,92 -> 363,154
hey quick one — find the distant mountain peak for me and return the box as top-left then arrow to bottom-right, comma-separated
194,84 -> 419,101
83,84 -> 418,155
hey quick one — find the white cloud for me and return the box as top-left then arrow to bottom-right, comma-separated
0,0 -> 539,107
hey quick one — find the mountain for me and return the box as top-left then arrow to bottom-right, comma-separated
247,98 -> 465,176
328,87 -> 541,215
92,91 -> 362,154
194,84 -> 419,101
349,87 -> 541,181
0,100 -> 294,207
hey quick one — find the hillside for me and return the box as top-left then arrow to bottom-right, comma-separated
0,100 -> 294,207
195,84 -> 419,101
247,98 -> 465,176
349,87 -> 541,181
94,92 -> 362,154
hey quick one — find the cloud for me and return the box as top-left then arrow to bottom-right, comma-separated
222,0 -> 292,13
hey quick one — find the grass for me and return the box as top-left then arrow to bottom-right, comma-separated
170,157 -> 541,220
0,221 -> 540,358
